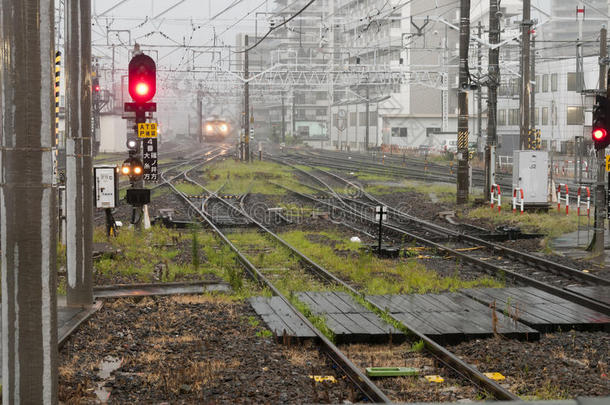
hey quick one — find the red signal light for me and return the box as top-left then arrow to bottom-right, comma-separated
135,82 -> 149,96
128,54 -> 156,104
593,128 -> 607,141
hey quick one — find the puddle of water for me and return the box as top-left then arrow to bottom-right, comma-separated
94,356 -> 122,403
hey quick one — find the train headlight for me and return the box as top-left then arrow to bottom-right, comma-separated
206,124 -> 213,132
220,124 -> 228,132
121,166 -> 131,175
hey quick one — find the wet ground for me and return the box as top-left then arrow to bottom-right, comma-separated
59,295 -> 357,404
449,332 -> 610,399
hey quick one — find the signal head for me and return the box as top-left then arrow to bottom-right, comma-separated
128,53 -> 156,104
592,95 -> 610,150
593,128 -> 607,141
126,137 -> 139,152
121,157 -> 144,181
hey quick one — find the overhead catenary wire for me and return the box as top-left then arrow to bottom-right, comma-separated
234,0 -> 317,53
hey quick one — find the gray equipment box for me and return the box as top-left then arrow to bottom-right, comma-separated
512,150 -> 549,205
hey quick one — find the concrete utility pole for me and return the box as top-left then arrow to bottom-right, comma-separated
365,84 -> 370,150
485,0 -> 500,201
1,0 -> 58,402
592,27 -> 607,260
476,22 -> 483,149
65,0 -> 94,306
519,0 -> 532,149
244,35 -> 250,162
281,91 -> 286,143
197,91 -> 203,142
457,0 -> 471,205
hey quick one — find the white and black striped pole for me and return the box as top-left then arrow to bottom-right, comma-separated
375,205 -> 387,253
1,0 -> 59,402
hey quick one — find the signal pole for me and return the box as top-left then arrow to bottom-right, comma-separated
485,0 -> 500,201
65,0 -> 93,306
592,27 -> 607,260
519,0 -> 532,150
1,0 -> 58,402
457,0 -> 471,205
244,34 -> 250,162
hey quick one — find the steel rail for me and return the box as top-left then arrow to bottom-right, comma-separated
161,159 -> 391,404
272,167 -> 610,317
314,164 -> 610,288
180,164 -> 519,401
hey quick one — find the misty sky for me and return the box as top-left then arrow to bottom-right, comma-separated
90,0 -> 278,70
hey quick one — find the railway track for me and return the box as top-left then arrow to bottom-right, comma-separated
287,148 -> 592,201
272,158 -> 610,317
166,156 -> 523,402
156,151 -> 392,403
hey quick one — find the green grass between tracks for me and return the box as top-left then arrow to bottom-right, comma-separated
467,204 -> 580,250
201,159 -> 312,196
226,230 -> 335,340
280,230 -> 504,295
91,225 -> 259,297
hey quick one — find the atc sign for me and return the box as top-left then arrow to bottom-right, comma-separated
138,122 -> 158,138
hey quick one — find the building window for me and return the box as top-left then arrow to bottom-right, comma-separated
508,109 -> 519,125
535,76 -> 540,93
333,113 -> 338,127
350,112 -> 357,127
567,73 -> 577,91
566,106 -> 584,125
542,107 -> 549,125
542,74 -> 549,92
359,112 -> 367,126
551,73 -> 558,91
369,111 -> 377,126
497,109 -> 506,126
552,104 -> 557,126
391,127 -> 407,137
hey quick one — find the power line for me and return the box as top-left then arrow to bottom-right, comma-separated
235,0 -> 317,53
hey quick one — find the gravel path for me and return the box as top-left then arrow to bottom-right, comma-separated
59,295 -> 357,404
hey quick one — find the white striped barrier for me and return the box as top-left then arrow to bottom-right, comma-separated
577,186 -> 591,218
557,183 -> 569,215
490,184 -> 501,212
512,188 -> 524,214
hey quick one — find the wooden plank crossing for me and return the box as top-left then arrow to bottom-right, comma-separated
296,292 -> 404,344
564,286 -> 610,306
368,292 -> 539,344
461,287 -> 610,333
248,296 -> 316,339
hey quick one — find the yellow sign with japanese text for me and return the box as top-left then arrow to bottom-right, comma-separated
606,155 -> 610,172
138,123 -> 157,138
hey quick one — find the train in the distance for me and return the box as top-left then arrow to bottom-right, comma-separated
202,116 -> 236,142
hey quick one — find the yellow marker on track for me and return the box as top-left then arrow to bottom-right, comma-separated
309,375 -> 337,383
425,375 -> 444,383
484,372 -> 506,381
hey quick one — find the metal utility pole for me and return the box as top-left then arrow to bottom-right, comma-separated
365,84 -> 370,150
457,0 -> 471,205
65,0 -> 93,306
476,22 -> 483,149
244,35 -> 250,162
197,91 -> 203,143
281,91 -> 286,143
1,0 -> 58,402
485,0 -> 500,201
531,34 -> 536,132
519,0 -> 532,149
592,27 -> 607,259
